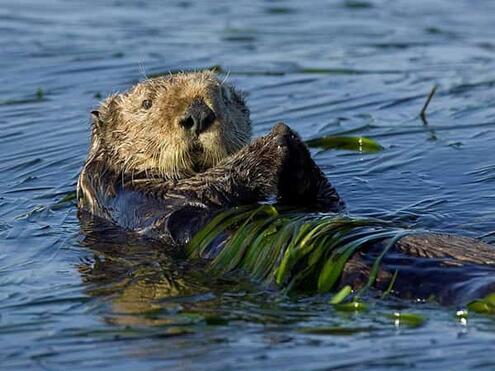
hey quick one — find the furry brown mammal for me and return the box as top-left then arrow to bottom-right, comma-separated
77,72 -> 343,242
78,71 -> 495,304
78,71 -> 252,212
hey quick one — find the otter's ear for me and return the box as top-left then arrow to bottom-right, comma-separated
90,110 -> 102,127
91,109 -> 108,133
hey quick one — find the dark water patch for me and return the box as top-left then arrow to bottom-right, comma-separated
449,79 -> 495,95
5,186 -> 54,195
297,325 -> 376,335
0,95 -> 46,106
0,131 -> 24,141
0,158 -> 43,174
222,28 -> 258,43
367,43 -> 428,52
299,67 -> 404,75
264,6 -> 297,15
343,0 -> 374,9
149,65 -> 406,79
378,93 -> 427,110
467,164 -> 495,183
371,121 -> 495,139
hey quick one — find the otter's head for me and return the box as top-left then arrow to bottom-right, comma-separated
90,71 -> 251,179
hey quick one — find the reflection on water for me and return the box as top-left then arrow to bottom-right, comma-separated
2,0 -> 495,368
79,214 -> 214,328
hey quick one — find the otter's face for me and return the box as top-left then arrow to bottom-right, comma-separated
92,71 -> 251,179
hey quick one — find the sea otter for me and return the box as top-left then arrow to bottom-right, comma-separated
77,71 -> 343,242
78,71 -> 495,305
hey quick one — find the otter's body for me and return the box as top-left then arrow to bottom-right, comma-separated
78,72 -> 343,244
78,72 -> 495,305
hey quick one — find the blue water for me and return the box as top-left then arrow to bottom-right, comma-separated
2,0 -> 495,369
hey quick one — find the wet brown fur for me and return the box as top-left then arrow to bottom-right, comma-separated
78,71 -> 252,214
77,71 -> 343,226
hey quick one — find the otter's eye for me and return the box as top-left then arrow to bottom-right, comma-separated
142,99 -> 152,110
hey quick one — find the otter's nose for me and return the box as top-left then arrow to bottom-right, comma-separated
180,99 -> 216,135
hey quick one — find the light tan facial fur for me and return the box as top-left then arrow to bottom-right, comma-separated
90,71 -> 251,180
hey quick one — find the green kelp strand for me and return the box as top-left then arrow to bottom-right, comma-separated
241,218 -> 283,278
188,204 -> 278,257
248,219 -> 292,282
317,230 -> 401,293
330,285 -> 352,304
381,269 -> 399,299
210,205 -> 279,272
188,206 -> 412,297
211,217 -> 274,275
283,233 -> 339,291
467,292 -> 495,315
274,220 -> 316,285
306,136 -> 383,153
275,216 -> 356,286
387,312 -> 425,328
186,205 -> 256,256
359,230 -> 415,296
334,301 -> 369,312
257,218 -> 302,283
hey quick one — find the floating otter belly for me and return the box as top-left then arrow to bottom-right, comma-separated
77,71 -> 495,305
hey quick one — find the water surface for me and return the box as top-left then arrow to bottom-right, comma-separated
2,0 -> 495,369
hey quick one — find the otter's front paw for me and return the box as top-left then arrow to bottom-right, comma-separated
250,122 -> 316,195
241,122 -> 290,163
268,122 -> 344,211
258,122 -> 298,182
269,123 -> 316,202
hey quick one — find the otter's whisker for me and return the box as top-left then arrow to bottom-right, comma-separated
220,70 -> 231,86
138,61 -> 148,80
